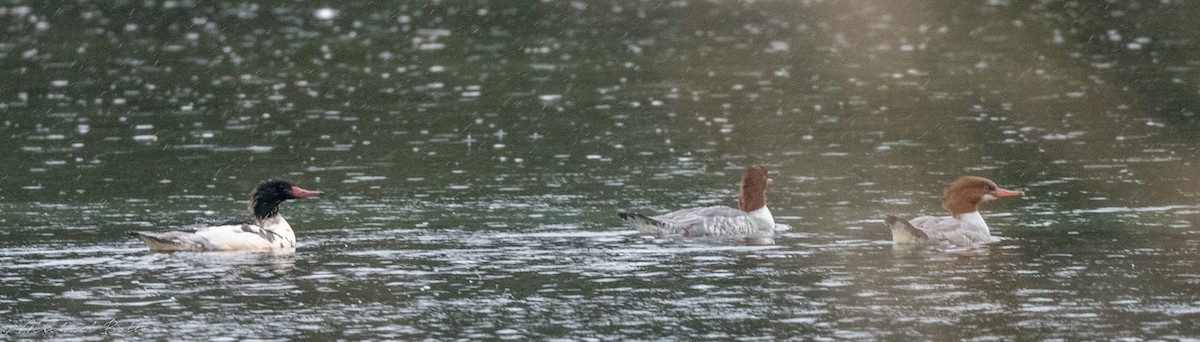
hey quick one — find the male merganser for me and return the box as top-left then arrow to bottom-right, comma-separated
127,180 -> 322,252
885,176 -> 1022,245
618,164 -> 775,239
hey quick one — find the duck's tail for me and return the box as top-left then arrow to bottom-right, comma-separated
885,215 -> 928,244
127,231 -> 203,252
618,212 -> 668,235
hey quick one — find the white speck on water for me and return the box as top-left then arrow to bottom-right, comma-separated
539,94 -> 562,102
429,65 -> 446,73
586,155 -> 602,160
135,124 -> 153,130
314,8 -> 337,20
159,179 -> 172,184
765,41 -> 789,53
1107,29 -> 1122,42
76,124 -> 90,134
132,135 -> 158,143
1043,131 -> 1084,140
418,43 -> 446,50
51,80 -> 69,87
1046,28 -> 1065,43
351,175 -> 387,181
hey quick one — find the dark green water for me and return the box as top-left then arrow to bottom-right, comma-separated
2,0 -> 1200,340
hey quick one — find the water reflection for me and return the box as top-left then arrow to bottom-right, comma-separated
2,0 -> 1200,340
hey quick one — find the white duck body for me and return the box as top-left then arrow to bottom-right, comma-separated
886,211 -> 994,245
131,216 -> 297,252
128,180 -> 320,252
885,176 -> 1021,246
623,205 -> 775,239
619,164 -> 775,240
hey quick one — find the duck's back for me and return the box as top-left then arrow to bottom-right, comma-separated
634,206 -> 773,238
129,217 -> 296,252
887,215 -> 993,245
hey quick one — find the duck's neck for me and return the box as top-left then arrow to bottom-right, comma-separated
257,214 -> 296,248
956,211 -> 989,234
746,206 -> 774,226
257,214 -> 289,230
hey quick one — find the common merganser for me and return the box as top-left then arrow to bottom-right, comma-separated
127,180 -> 322,252
618,164 -> 775,239
885,176 -> 1022,245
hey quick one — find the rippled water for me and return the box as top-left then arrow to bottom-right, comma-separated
3,0 -> 1200,340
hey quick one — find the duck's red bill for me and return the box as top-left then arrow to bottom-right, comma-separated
292,186 -> 323,197
995,188 -> 1023,197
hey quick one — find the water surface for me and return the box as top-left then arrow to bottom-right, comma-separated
2,0 -> 1200,340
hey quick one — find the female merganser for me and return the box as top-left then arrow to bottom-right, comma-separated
127,180 -> 322,252
618,164 -> 775,239
885,176 -> 1022,245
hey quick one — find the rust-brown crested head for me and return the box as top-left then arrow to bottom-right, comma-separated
941,176 -> 1022,217
738,164 -> 771,212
